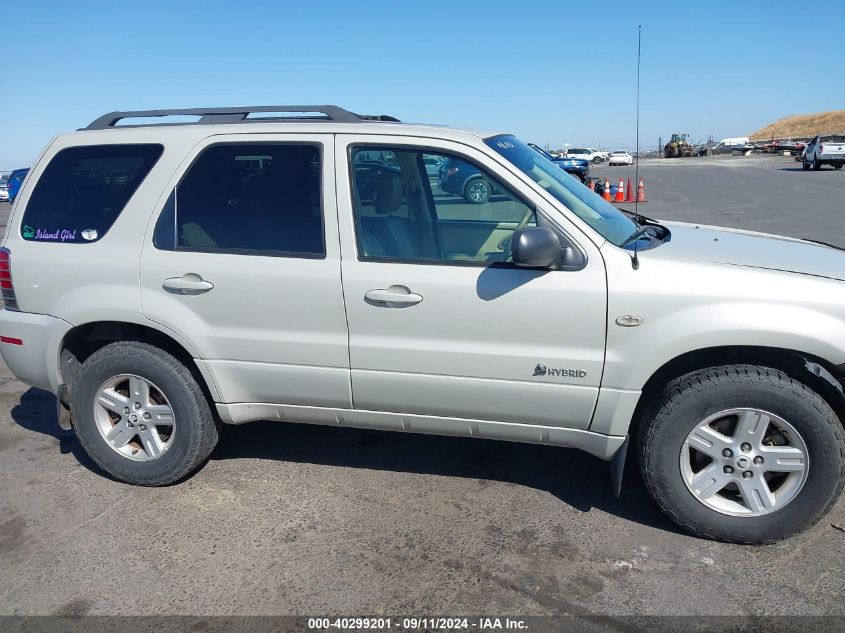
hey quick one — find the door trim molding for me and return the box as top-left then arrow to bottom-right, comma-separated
216,402 -> 625,460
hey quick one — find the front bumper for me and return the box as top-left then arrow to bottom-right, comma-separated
0,309 -> 71,393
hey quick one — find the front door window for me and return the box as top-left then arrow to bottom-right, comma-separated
350,147 -> 535,264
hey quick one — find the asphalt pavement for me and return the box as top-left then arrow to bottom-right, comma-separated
0,154 -> 844,619
591,153 -> 845,247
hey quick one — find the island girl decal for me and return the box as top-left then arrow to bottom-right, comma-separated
22,226 -> 98,242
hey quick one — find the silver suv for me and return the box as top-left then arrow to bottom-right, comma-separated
2,105 -> 844,543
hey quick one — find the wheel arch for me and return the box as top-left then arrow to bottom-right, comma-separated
59,321 -> 221,419
630,345 -> 845,434
461,173 -> 485,189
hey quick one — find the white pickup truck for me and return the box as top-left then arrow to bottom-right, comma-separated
802,133 -> 845,170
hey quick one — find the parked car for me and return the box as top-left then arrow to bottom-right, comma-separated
6,168 -> 28,204
764,140 -> 801,155
565,147 -> 606,163
585,147 -> 609,162
438,156 -> 496,203
608,151 -> 634,166
2,104 -> 845,544
695,141 -> 755,157
528,143 -> 590,182
0,177 -> 8,202
423,156 -> 445,178
802,134 -> 845,170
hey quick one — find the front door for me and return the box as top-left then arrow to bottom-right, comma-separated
336,135 -> 607,429
140,134 -> 350,408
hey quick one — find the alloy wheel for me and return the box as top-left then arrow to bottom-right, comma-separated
680,408 -> 809,516
93,374 -> 176,461
467,180 -> 489,202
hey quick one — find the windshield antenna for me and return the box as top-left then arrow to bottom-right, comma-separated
631,24 -> 643,270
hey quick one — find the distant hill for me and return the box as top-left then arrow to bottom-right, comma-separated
750,110 -> 845,140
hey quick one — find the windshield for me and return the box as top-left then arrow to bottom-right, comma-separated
486,134 -> 636,246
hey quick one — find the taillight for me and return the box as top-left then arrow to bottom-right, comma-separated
0,248 -> 19,310
819,145 -> 824,153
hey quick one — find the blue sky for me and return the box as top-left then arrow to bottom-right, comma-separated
2,0 -> 844,168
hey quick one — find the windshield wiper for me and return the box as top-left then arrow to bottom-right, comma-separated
621,225 -> 660,247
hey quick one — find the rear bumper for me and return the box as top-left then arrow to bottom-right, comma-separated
0,309 -> 71,393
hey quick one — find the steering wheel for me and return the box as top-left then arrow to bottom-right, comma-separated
498,206 -> 536,262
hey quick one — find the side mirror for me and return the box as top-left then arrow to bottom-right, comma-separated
511,226 -> 565,268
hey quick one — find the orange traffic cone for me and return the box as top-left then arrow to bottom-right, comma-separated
614,178 -> 625,202
602,178 -> 611,201
585,178 -> 594,191
636,178 -> 647,202
625,178 -> 635,202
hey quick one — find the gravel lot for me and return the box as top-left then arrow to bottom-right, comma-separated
1,154 -> 844,619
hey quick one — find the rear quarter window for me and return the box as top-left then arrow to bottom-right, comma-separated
21,144 -> 163,243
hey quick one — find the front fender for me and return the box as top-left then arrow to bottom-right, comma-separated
603,302 -> 845,391
601,249 -> 845,391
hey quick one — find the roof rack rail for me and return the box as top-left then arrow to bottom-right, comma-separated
84,105 -> 400,130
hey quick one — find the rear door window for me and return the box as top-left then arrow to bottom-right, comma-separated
153,143 -> 324,257
21,144 -> 163,243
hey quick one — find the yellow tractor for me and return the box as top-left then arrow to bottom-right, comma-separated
663,132 -> 693,158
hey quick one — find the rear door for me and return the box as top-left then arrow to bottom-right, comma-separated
139,133 -> 351,408
335,135 -> 608,430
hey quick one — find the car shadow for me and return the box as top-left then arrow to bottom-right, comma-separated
10,387 -> 681,536
10,388 -> 101,475
212,419 -> 681,535
777,165 -> 842,172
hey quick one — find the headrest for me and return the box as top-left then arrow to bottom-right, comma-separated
374,171 -> 404,215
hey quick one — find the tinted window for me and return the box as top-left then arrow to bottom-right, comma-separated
154,143 -> 323,256
351,147 -> 535,264
21,145 -> 162,243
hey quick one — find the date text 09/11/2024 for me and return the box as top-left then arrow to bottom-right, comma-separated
306,617 -> 528,630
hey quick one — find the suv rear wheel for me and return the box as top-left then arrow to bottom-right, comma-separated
71,341 -> 220,485
464,178 -> 490,204
638,365 -> 845,543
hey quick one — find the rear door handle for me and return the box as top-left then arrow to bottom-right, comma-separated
162,273 -> 214,294
365,285 -> 423,307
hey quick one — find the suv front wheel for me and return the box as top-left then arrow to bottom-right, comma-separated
639,365 -> 845,543
71,341 -> 220,485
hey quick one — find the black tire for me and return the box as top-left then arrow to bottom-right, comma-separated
638,365 -> 845,544
834,164 -> 843,170
463,178 -> 490,204
592,156 -> 602,164
813,157 -> 822,170
71,341 -> 220,486
802,159 -> 810,170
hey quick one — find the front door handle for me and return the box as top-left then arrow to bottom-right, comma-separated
162,273 -> 214,295
365,285 -> 423,307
